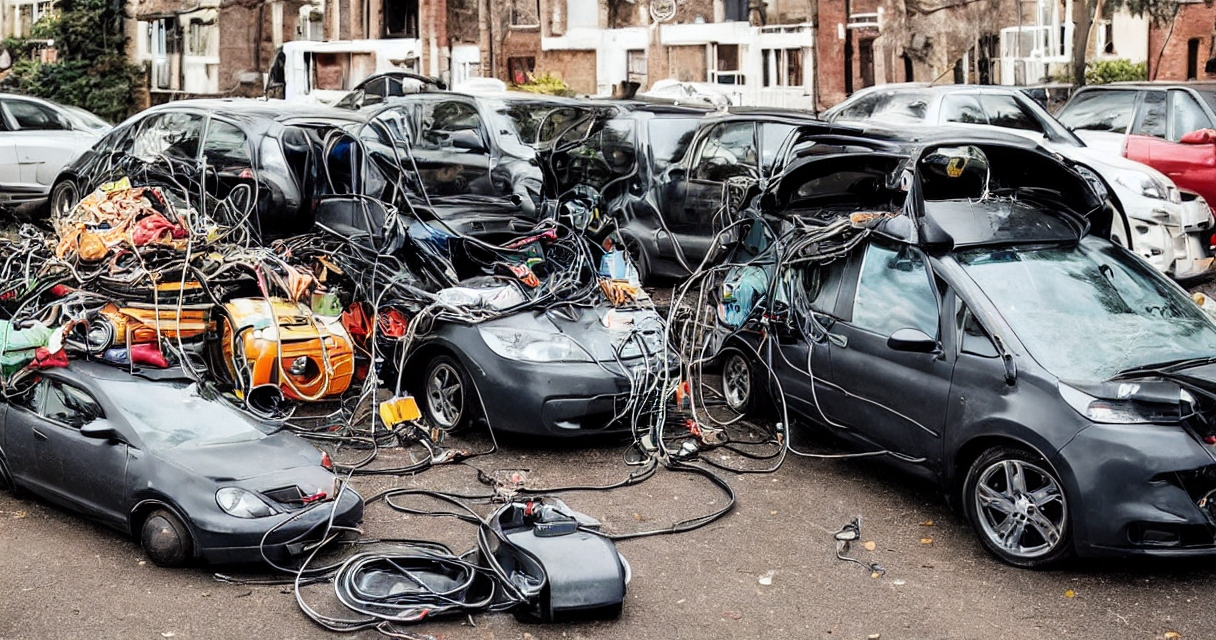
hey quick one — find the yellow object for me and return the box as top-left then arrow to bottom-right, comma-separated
379,396 -> 421,429
98,302 -> 214,346
220,298 -> 355,401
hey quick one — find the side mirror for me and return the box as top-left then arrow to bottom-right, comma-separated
887,327 -> 938,353
79,420 -> 121,441
1179,128 -> 1216,145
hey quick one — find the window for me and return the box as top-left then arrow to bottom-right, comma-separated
417,101 -> 484,150
142,18 -> 181,90
852,243 -> 938,338
298,7 -> 323,40
833,90 -> 930,124
40,379 -> 103,427
1169,91 -> 1212,142
133,111 -> 204,162
510,0 -> 540,26
1132,90 -> 1166,139
508,57 -> 535,85
185,19 -> 216,57
692,121 -> 757,182
956,302 -> 998,357
977,94 -> 1042,133
798,260 -> 845,315
711,44 -> 742,85
1057,89 -> 1137,133
941,94 -> 986,125
202,120 -> 251,170
648,117 -> 699,170
627,50 -> 647,85
3,99 -> 66,131
762,48 -> 803,88
383,0 -> 419,37
14,0 -> 51,37
759,123 -> 796,175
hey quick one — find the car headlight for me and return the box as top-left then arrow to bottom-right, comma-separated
1112,168 -> 1181,204
478,326 -> 594,363
1059,382 -> 1187,424
216,487 -> 277,518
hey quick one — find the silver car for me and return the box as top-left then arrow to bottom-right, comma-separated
824,84 -> 1214,279
0,94 -> 109,210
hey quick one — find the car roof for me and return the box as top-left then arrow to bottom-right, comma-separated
144,98 -> 367,125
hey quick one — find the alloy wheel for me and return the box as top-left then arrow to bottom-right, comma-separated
426,362 -> 464,429
722,352 -> 752,412
973,458 -> 1068,560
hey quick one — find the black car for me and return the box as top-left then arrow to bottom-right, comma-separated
0,361 -> 363,566
48,99 -> 366,237
561,108 -> 847,282
716,137 -> 1216,566
332,71 -> 448,110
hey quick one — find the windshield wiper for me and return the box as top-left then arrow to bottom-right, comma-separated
1111,356 -> 1216,380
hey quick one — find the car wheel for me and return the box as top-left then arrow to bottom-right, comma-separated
963,446 -> 1073,568
141,508 -> 194,567
49,179 -> 79,219
422,356 -> 476,433
720,347 -> 761,414
620,235 -> 651,285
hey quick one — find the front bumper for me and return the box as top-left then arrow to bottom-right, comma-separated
194,486 -> 364,565
457,339 -> 672,437
1056,423 -> 1216,558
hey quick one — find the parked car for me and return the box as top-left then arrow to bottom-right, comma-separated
538,100 -> 711,281
1057,83 -> 1216,225
573,108 -> 834,281
48,99 -> 366,237
350,92 -> 586,213
0,361 -> 364,566
824,83 -> 1214,279
332,70 -> 447,110
0,94 -> 109,210
719,139 -> 1216,566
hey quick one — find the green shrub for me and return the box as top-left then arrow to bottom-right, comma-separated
1085,59 -> 1148,84
512,72 -> 575,97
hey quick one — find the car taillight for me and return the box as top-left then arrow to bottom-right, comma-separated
320,451 -> 333,470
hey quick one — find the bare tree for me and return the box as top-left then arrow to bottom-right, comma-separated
1071,0 -> 1181,86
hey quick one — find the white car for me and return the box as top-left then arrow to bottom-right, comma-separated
824,84 -> 1214,279
0,94 -> 110,210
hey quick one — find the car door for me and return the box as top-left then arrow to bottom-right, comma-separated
669,120 -> 759,260
820,241 -> 952,460
21,376 -> 128,524
1145,90 -> 1216,209
0,97 -> 81,191
769,258 -> 849,423
410,98 -> 496,198
1,375 -> 52,488
1123,89 -> 1168,170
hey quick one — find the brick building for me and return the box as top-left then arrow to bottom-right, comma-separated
1148,2 -> 1216,81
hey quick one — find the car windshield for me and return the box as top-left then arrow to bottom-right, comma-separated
103,379 -> 273,448
958,236 -> 1216,382
484,98 -> 579,150
61,105 -> 110,130
832,90 -> 932,125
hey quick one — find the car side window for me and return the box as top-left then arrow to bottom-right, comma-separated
692,121 -> 758,182
977,94 -> 1042,133
40,379 -> 103,428
802,259 -> 845,315
1132,91 -> 1166,139
9,375 -> 46,412
760,123 -> 796,176
941,95 -> 986,125
956,301 -> 999,358
1058,90 -> 1137,132
133,111 -> 204,163
851,243 -> 939,338
3,99 -> 67,131
202,120 -> 252,171
418,101 -> 485,151
1169,90 -> 1212,142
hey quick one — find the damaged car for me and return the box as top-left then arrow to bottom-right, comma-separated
717,138 -> 1216,566
47,99 -> 366,237
824,84 -> 1214,279
0,361 -> 363,566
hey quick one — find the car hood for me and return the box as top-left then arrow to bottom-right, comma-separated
480,305 -> 667,362
1050,139 -> 1176,184
156,431 -> 322,482
1070,130 -> 1127,157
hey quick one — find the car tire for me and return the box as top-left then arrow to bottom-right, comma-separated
620,235 -> 651,286
962,446 -> 1073,569
421,355 -> 477,434
0,456 -> 18,495
720,346 -> 764,415
49,179 -> 79,219
141,508 -> 194,567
